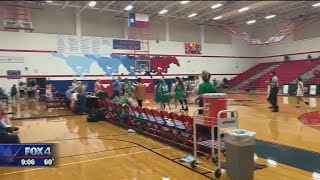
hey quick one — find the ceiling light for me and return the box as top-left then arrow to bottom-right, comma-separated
265,14 -> 276,19
88,1 -> 96,7
213,16 -> 222,20
238,7 -> 249,13
180,1 -> 190,5
124,5 -> 133,11
211,3 -> 222,9
188,13 -> 197,18
313,2 -> 320,7
46,0 -> 52,2
246,20 -> 256,24
159,9 -> 168,14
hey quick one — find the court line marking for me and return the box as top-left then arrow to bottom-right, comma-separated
0,147 -> 172,176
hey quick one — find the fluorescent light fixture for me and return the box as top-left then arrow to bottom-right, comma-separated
246,20 -> 256,24
238,7 -> 249,12
213,15 -> 222,20
313,2 -> 320,7
159,9 -> 168,14
265,14 -> 276,19
188,13 -> 197,18
88,1 -> 96,7
180,1 -> 190,5
46,0 -> 53,2
124,5 -> 133,11
211,3 -> 222,9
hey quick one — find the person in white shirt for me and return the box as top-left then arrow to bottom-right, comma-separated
295,77 -> 309,108
265,78 -> 272,109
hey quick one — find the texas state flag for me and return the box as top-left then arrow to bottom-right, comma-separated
128,13 -> 149,28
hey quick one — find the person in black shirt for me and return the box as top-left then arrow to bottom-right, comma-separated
11,85 -> 17,100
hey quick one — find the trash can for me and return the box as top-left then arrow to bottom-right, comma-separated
224,129 -> 256,180
202,93 -> 227,125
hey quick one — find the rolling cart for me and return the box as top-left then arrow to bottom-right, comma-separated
191,108 -> 239,178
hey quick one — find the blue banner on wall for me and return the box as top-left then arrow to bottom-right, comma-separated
113,39 -> 141,50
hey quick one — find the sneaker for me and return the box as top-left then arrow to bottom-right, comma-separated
296,105 -> 300,108
127,129 -> 136,133
12,126 -> 19,132
305,102 -> 310,106
271,109 -> 279,112
268,106 -> 273,109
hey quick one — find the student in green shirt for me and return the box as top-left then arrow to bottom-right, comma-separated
195,70 -> 217,138
154,80 -> 163,110
125,81 -> 135,95
195,70 -> 217,107
159,79 -> 171,111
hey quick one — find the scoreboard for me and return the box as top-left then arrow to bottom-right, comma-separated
0,144 -> 56,167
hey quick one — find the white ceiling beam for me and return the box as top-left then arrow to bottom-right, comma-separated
191,1 -> 243,22
231,1 -> 306,24
161,1 -> 202,19
98,1 -> 115,13
79,2 -> 89,14
61,1 -> 69,9
115,1 -> 137,15
48,2 -> 118,13
138,1 -> 160,12
169,2 -> 215,22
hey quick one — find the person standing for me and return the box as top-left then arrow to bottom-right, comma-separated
269,72 -> 279,112
159,79 -> 171,111
134,78 -> 145,107
265,78 -> 272,109
195,70 -> 217,138
26,81 -> 32,99
295,77 -> 309,108
110,77 -> 121,100
18,82 -> 24,99
94,79 -> 102,94
125,81 -> 135,95
10,85 -> 17,100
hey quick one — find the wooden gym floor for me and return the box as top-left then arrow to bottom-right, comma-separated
0,93 -> 319,180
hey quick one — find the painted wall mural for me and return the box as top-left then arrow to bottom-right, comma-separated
52,53 -> 180,78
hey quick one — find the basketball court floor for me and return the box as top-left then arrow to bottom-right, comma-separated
0,93 -> 319,180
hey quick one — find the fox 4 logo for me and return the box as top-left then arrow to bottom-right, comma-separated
25,147 -> 51,156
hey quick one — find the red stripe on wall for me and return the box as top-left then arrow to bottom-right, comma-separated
0,49 -> 57,53
0,49 -> 319,59
0,74 -> 238,79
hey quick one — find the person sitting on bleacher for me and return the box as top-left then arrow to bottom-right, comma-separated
119,93 -> 131,105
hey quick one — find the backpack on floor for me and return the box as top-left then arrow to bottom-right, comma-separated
87,108 -> 105,122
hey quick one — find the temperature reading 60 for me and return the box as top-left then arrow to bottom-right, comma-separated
44,159 -> 54,166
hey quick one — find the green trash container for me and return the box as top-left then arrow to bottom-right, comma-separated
224,129 -> 256,180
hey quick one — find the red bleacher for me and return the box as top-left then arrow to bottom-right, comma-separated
228,62 -> 276,87
305,77 -> 320,84
241,60 -> 320,90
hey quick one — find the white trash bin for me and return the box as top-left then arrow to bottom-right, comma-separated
224,129 -> 256,180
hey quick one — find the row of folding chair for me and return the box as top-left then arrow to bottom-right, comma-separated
96,99 -> 212,155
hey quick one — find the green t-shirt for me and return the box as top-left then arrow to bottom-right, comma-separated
126,86 -> 134,94
197,82 -> 216,95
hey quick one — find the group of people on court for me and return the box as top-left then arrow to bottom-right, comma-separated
266,71 -> 309,112
95,77 -> 146,108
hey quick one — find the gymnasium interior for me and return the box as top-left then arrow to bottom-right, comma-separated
0,1 -> 320,180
